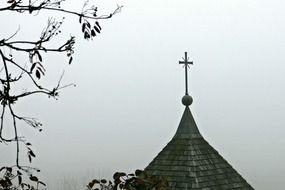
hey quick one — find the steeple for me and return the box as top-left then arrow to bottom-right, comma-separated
175,52 -> 200,139
144,52 -> 254,190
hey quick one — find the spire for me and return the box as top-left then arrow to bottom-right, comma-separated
179,52 -> 193,106
174,106 -> 201,139
144,53 -> 254,189
176,52 -> 200,138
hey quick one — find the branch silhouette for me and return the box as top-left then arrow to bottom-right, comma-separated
0,0 -> 122,189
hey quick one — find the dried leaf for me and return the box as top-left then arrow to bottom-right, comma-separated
29,149 -> 36,157
87,22 -> 91,28
29,176 -> 38,182
88,181 -> 95,188
94,25 -> 100,33
95,21 -> 101,30
82,23 -> 86,32
30,63 -> 36,73
35,70 -> 41,79
91,30 -> 96,37
84,32 -> 90,39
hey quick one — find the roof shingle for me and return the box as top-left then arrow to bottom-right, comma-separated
145,106 -> 254,190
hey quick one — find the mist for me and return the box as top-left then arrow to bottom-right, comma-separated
1,0 -> 285,189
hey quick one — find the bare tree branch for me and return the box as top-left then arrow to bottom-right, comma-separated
0,0 -> 122,188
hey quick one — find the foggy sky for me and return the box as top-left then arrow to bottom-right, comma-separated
1,0 -> 285,189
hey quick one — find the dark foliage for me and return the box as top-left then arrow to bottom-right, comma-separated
0,166 -> 46,190
87,170 -> 168,190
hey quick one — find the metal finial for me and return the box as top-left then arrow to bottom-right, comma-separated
179,52 -> 193,96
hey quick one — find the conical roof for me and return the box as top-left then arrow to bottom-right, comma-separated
145,106 -> 254,189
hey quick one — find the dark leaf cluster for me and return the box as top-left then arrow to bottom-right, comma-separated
0,166 -> 45,190
87,170 -> 168,190
81,19 -> 102,40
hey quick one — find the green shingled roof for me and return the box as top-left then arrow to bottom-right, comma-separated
145,106 -> 254,190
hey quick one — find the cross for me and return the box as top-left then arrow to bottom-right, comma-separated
179,52 -> 193,95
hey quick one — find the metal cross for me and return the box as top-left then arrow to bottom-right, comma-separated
179,52 -> 193,95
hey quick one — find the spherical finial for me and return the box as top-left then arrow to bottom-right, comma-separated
182,95 -> 193,106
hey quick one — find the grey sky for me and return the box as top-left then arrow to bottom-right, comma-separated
1,0 -> 285,189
